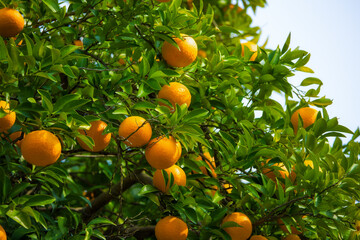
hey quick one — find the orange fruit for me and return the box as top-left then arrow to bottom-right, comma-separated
77,120 -> 111,152
223,183 -> 233,194
155,216 -> 188,240
145,135 -> 182,169
21,130 -> 62,166
153,165 -> 186,193
0,101 -> 16,133
6,131 -> 25,147
162,34 -> 198,67
222,212 -> 252,240
0,8 -> 24,38
73,40 -> 83,49
261,159 -> 296,185
250,236 -> 268,240
158,82 -> 191,112
290,107 -> 318,133
0,225 -> 6,240
241,41 -> 258,61
223,4 -> 243,13
118,116 -> 152,147
194,152 -> 217,178
304,159 -> 314,169
283,234 -> 301,240
198,49 -> 207,58
277,218 -> 302,235
206,185 -> 218,196
187,0 -> 193,9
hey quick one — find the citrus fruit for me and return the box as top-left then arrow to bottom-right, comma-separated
118,116 -> 152,147
0,101 -> 16,133
0,225 -> 6,240
158,82 -> 191,112
73,40 -> 83,49
290,107 -> 318,133
21,130 -> 62,166
224,4 -> 243,13
283,234 -> 301,240
262,159 -> 295,184
145,135 -> 182,169
277,218 -> 302,235
241,41 -> 258,61
198,49 -> 207,58
162,34 -> 198,67
194,152 -> 217,178
222,212 -> 252,240
5,131 -> 25,147
0,8 -> 24,38
250,235 -> 268,240
223,183 -> 233,194
77,120 -> 111,152
155,216 -> 188,240
153,165 -> 186,193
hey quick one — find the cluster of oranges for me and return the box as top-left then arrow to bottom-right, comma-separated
0,5 -> 321,240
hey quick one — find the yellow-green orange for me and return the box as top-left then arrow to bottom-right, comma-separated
21,130 -> 61,166
241,42 -> 258,61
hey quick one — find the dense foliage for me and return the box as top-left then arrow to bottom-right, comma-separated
1,0 -> 360,239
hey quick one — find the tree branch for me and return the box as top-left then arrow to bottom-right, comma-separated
82,170 -> 152,222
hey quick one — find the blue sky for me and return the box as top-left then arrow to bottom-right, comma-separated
249,0 -> 360,136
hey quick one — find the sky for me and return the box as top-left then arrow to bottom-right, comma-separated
248,0 -> 360,137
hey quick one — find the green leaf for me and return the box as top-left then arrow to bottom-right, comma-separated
139,185 -> 159,195
53,94 -> 80,113
296,66 -> 314,73
24,195 -> 56,207
61,45 -> 80,58
132,101 -> 157,111
38,89 -> 53,113
281,33 -> 291,54
113,106 -> 128,115
301,77 -> 323,86
42,0 -> 60,12
88,217 -> 116,226
7,209 -> 32,229
311,98 -> 333,107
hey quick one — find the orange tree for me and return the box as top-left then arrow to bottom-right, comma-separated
1,0 -> 360,239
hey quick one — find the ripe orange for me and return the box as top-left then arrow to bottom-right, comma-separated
290,107 -> 318,133
222,212 -> 252,240
223,4 -> 243,13
198,49 -> 207,58
4,131 -> 25,147
145,135 -> 182,169
250,235 -> 268,240
77,120 -> 111,152
155,216 -> 188,240
73,40 -> 83,49
118,116 -> 152,147
153,165 -> 186,193
283,234 -> 301,240
262,159 -> 289,181
194,152 -> 217,178
241,41 -> 258,61
0,225 -> 6,240
158,82 -> 191,112
162,34 -> 198,67
0,101 -> 16,133
0,8 -> 24,38
223,183 -> 233,194
277,218 -> 302,235
21,130 -> 62,166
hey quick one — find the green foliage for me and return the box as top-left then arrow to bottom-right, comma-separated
1,0 -> 360,239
